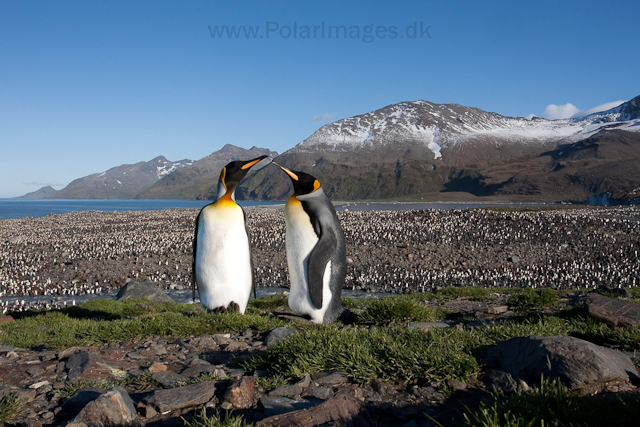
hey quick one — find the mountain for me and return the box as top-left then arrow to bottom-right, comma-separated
245,95 -> 640,202
18,186 -> 58,199
52,156 -> 194,199
136,145 -> 276,200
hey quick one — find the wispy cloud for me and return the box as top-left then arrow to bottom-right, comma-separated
312,113 -> 336,122
543,103 -> 580,120
571,100 -> 625,118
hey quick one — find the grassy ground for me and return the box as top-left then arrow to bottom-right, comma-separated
2,287 -> 640,426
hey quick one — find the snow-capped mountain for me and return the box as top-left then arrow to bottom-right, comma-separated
52,156 -> 194,199
295,95 -> 640,159
245,95 -> 640,202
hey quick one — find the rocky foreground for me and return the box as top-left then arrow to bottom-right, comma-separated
1,206 -> 640,312
1,284 -> 640,427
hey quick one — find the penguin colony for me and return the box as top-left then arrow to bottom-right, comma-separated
1,205 -> 639,313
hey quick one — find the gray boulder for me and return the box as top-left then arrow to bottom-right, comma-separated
482,335 -> 638,388
115,281 -> 174,302
71,386 -> 136,426
264,327 -> 298,347
586,292 -> 640,327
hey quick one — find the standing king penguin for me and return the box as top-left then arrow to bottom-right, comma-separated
276,164 -> 346,323
192,155 -> 268,313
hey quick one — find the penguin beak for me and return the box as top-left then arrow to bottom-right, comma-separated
241,155 -> 269,170
273,162 -> 299,181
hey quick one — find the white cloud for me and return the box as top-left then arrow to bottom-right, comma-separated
571,100 -> 625,118
543,103 -> 581,120
312,113 -> 336,122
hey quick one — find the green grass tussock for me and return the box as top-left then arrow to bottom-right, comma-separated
0,393 -> 24,424
244,327 -> 481,384
507,289 -> 558,311
183,409 -> 251,427
356,297 -> 452,326
0,299 -> 287,350
461,378 -> 640,427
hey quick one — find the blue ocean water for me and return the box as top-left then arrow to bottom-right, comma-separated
0,198 -> 548,220
0,199 -> 283,220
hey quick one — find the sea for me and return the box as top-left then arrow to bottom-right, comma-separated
0,198 -> 551,220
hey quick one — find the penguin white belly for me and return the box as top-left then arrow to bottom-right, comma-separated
285,200 -> 332,323
195,204 -> 252,314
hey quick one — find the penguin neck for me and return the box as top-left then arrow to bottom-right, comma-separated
216,179 -> 237,207
217,179 -> 239,200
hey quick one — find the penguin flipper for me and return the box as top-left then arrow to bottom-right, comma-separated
192,210 -> 202,303
243,209 -> 257,300
307,224 -> 337,310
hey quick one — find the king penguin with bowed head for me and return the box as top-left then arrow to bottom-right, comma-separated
275,164 -> 346,324
192,155 -> 268,313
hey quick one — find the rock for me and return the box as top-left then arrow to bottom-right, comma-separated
482,369 -> 516,392
482,335 -> 639,388
264,327 -> 298,347
0,315 -> 15,323
115,280 -> 174,303
144,381 -> 217,413
445,379 -> 467,391
72,386 -> 136,426
28,380 -> 50,390
58,388 -> 106,420
180,364 -> 216,378
189,334 -> 220,351
150,371 -> 187,389
598,287 -> 633,299
148,363 -> 167,374
222,376 -> 255,409
259,396 -> 302,417
586,292 -> 640,327
66,352 -> 136,381
211,333 -> 232,346
295,373 -> 311,388
57,346 -> 83,359
257,385 -> 371,427
305,385 -> 334,400
507,255 -> 520,262
485,306 -> 509,315
311,371 -> 348,386
269,384 -> 303,398
407,321 -> 451,330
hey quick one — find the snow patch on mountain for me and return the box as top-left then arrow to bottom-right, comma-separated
295,96 -> 640,157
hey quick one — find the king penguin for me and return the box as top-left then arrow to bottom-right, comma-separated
275,164 -> 346,324
192,155 -> 268,313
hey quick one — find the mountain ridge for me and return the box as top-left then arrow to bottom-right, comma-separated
20,94 -> 640,203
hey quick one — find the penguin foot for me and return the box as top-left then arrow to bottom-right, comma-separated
211,301 -> 240,314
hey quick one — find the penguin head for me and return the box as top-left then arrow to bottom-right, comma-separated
275,164 -> 321,196
219,155 -> 268,195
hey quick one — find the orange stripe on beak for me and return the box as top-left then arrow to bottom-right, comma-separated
276,164 -> 299,181
241,158 -> 263,170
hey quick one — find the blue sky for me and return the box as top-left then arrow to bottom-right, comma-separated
1,0 -> 639,197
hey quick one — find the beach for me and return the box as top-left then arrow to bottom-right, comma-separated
1,205 -> 639,312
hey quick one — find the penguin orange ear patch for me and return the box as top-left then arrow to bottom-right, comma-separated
220,167 -> 227,189
313,180 -> 321,191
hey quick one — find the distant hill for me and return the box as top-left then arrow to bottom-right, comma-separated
136,145 -> 276,200
52,156 -> 194,199
245,95 -> 640,203
18,186 -> 58,199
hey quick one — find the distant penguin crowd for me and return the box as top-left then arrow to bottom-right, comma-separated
192,157 -> 346,323
1,181 -> 639,315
